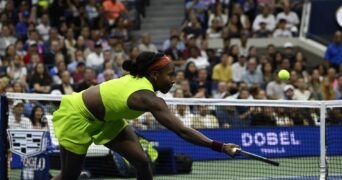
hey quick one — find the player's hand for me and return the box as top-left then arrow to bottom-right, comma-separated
222,143 -> 240,157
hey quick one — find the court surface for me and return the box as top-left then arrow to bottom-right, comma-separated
10,156 -> 342,179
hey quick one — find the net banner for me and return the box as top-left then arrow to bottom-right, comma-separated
139,126 -> 341,161
7,129 -> 50,180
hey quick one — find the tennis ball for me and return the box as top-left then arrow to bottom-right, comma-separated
278,69 -> 290,81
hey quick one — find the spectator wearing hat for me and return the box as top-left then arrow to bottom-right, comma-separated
283,42 -> 296,64
273,18 -> 293,38
283,84 -> 295,100
8,100 -> 32,129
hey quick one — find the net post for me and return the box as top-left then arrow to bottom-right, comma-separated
0,95 -> 9,180
319,103 -> 327,180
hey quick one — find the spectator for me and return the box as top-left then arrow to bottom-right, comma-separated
211,53 -> 233,83
261,61 -> 274,87
85,0 -> 100,25
112,17 -> 129,41
252,4 -> 276,33
207,2 -> 227,29
324,31 -> 342,72
223,14 -> 242,38
138,33 -> 158,53
190,69 -> 212,98
169,70 -> 185,94
180,79 -> 193,98
29,105 -> 48,130
272,107 -> 294,126
164,35 -> 185,69
231,53 -> 247,83
23,41 -> 44,65
86,42 -> 104,72
184,61 -> 198,82
175,103 -> 194,127
29,62 -> 52,93
273,19 -> 293,38
49,53 -> 65,78
230,2 -> 251,31
102,0 -> 128,26
162,28 -> 185,51
113,54 -> 126,77
307,69 -> 323,100
320,77 -> 336,100
283,84 -> 295,100
241,57 -> 263,87
266,72 -> 286,100
8,100 -> 31,129
51,70 -> 75,95
97,60 -> 117,83
212,81 -> 229,99
67,50 -> 86,73
51,61 -> 68,85
36,13 -> 51,42
293,77 -> 311,100
186,46 -> 209,70
275,3 -> 299,36
182,9 -> 203,38
72,62 -> 86,83
191,105 -> 219,129
0,24 -> 17,57
250,106 -> 276,126
64,28 -> 76,61
253,21 -> 272,38
185,0 -> 208,28
6,54 -> 27,85
75,67 -> 97,92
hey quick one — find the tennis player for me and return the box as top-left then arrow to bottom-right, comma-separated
52,51 -> 240,180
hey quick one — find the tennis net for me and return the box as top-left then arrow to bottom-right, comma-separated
1,92 -> 341,179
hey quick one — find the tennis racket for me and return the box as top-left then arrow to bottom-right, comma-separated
233,148 -> 280,166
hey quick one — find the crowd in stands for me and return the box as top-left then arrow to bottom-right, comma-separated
2,0 -> 342,130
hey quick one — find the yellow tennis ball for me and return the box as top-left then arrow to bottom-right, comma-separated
278,69 -> 290,80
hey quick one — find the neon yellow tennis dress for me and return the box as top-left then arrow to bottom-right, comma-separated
52,75 -> 154,155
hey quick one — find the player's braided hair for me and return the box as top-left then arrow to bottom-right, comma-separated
123,51 -> 165,77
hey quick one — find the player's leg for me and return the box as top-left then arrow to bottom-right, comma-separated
52,145 -> 86,180
104,126 -> 153,180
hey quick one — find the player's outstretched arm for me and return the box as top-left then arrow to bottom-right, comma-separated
128,90 -> 239,156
